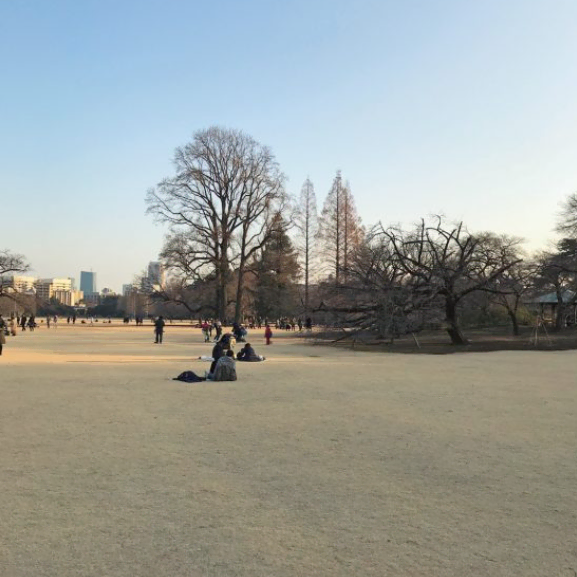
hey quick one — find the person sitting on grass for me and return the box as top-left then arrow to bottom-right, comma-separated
209,350 -> 237,381
209,340 -> 224,375
236,343 -> 265,362
219,332 -> 236,351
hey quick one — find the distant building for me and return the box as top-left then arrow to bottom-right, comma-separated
52,289 -> 84,307
101,288 -> 116,297
0,275 -> 37,293
80,271 -> 97,295
35,278 -> 73,302
84,293 -> 100,306
122,284 -> 136,296
147,261 -> 165,288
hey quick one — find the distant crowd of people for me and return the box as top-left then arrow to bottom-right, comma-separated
0,313 -> 38,355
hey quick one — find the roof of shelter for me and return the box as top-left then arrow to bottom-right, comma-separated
529,290 -> 577,304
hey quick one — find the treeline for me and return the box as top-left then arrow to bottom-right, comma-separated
142,126 -> 577,344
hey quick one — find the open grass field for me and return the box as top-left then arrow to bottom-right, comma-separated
1,323 -> 576,576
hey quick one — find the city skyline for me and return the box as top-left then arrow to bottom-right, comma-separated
2,0 -> 577,290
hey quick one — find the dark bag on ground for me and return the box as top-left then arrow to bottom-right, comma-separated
173,371 -> 205,383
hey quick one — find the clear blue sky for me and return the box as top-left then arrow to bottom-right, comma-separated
2,0 -> 577,291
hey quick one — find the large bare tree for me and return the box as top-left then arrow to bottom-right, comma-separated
146,127 -> 286,322
379,218 -> 522,345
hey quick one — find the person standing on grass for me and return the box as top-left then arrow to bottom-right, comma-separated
0,315 -> 6,356
265,324 -> 273,345
154,315 -> 165,344
201,320 -> 210,342
10,315 -> 17,336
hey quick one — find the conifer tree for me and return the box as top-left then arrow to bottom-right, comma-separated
294,178 -> 318,312
251,215 -> 300,321
317,171 -> 363,284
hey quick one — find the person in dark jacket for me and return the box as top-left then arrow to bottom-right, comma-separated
154,316 -> 165,343
0,315 -> 6,356
210,341 -> 224,375
236,343 -> 263,362
219,332 -> 236,351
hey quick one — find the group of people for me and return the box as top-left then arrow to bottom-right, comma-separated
205,339 -> 265,381
0,313 -> 37,355
274,317 -> 313,332
201,320 -> 224,343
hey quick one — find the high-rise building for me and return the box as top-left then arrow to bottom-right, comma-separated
147,261 -> 165,287
80,271 -> 97,295
122,284 -> 136,296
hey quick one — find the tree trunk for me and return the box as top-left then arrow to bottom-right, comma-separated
554,288 -> 565,331
217,253 -> 228,322
335,177 -> 340,285
508,310 -> 520,336
304,209 -> 309,313
234,267 -> 244,323
445,298 -> 468,345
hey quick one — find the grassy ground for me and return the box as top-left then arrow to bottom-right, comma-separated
1,324 -> 576,576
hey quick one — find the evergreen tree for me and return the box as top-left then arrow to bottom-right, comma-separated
317,171 -> 363,284
294,178 -> 318,312
251,215 -> 300,321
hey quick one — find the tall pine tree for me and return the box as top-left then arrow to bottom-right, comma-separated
317,171 -> 363,284
251,214 -> 300,321
295,178 -> 319,312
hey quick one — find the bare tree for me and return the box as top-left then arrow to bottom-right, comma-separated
533,238 -> 577,330
469,234 -> 528,335
146,127 -> 286,322
379,218 -> 522,345
0,250 -> 29,297
556,192 -> 577,237
294,178 -> 318,312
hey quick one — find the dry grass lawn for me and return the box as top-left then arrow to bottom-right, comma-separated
1,323 -> 576,576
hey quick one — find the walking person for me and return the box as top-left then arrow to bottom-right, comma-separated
265,324 -> 273,346
201,320 -> 210,343
28,315 -> 35,332
154,315 -> 165,344
20,315 -> 27,332
53,315 -> 58,329
9,315 -> 17,336
47,316 -> 51,328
